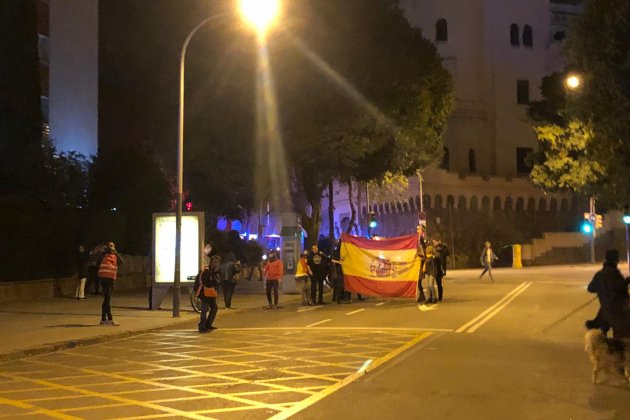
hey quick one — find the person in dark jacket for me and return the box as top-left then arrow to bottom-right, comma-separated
86,244 -> 104,294
75,245 -> 89,299
331,242 -> 350,304
433,239 -> 446,301
308,244 -> 330,305
587,249 -> 630,338
194,256 -> 221,332
220,252 -> 240,309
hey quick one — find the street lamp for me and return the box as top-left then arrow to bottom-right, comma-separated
173,0 -> 281,317
564,73 -> 582,91
624,212 -> 630,276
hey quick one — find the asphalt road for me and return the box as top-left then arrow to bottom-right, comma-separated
1,266 -> 629,419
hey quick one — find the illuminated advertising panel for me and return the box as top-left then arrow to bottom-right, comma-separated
153,213 -> 203,283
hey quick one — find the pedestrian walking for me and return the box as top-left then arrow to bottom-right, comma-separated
308,244 -> 330,305
96,241 -> 124,326
587,249 -> 630,339
423,246 -> 439,304
220,252 -> 240,309
479,241 -> 498,281
263,251 -> 284,309
75,245 -> 88,299
194,256 -> 220,332
295,251 -> 312,306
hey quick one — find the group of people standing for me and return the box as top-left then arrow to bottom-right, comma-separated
74,242 -> 124,326
417,238 -> 449,304
193,244 -> 242,332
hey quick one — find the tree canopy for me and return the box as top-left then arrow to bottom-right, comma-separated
182,0 -> 453,240
529,0 -> 630,209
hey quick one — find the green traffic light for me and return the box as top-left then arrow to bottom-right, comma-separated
623,215 -> 630,225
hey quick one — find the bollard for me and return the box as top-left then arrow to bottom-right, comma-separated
512,244 -> 523,269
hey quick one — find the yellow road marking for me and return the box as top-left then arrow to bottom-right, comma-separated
0,395 -> 80,420
306,319 -> 331,327
345,309 -> 365,315
0,372 -> 214,420
268,331 -> 433,420
455,281 -> 531,333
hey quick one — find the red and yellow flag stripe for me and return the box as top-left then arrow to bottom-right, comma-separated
340,233 -> 420,298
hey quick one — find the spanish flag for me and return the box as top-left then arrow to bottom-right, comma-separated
341,233 -> 420,298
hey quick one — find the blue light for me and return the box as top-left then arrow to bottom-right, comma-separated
623,215 -> 630,225
369,220 -> 377,228
581,222 -> 593,234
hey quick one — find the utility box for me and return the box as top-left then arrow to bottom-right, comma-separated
150,212 -> 204,310
279,213 -> 304,294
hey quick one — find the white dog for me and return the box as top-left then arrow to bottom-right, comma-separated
584,329 -> 628,385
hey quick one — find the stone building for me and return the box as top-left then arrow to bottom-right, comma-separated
326,1 -> 587,265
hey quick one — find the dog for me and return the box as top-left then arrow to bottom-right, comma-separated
584,328 -> 628,385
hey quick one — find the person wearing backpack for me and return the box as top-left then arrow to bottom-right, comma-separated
194,256 -> 221,332
96,241 -> 124,326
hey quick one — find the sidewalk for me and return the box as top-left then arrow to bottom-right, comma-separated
0,289 -> 300,362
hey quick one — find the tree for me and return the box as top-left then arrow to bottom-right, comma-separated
531,0 -> 630,208
270,0 -> 453,242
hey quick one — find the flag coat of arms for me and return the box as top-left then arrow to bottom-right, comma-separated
341,233 -> 420,298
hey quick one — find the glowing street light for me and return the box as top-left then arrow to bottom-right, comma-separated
239,0 -> 281,35
173,0 -> 282,317
564,73 -> 582,91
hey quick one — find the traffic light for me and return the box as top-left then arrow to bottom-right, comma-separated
595,214 -> 603,229
581,221 -> 593,234
369,212 -> 378,229
623,207 -> 630,225
185,202 -> 193,211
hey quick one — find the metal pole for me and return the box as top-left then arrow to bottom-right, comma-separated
589,197 -> 595,264
366,183 -> 371,238
626,223 -> 629,276
418,171 -> 424,213
174,15 -> 226,317
448,202 -> 456,269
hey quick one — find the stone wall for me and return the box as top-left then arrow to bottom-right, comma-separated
0,255 -> 149,304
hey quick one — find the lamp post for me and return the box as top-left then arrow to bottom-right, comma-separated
173,0 -> 281,317
623,213 -> 630,276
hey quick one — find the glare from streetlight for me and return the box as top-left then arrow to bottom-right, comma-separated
565,74 -> 582,91
239,0 -> 281,35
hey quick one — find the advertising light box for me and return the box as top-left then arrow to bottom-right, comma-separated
153,212 -> 204,284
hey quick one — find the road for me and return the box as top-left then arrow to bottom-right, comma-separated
1,266 -> 629,419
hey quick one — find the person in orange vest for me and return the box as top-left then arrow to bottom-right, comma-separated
97,241 -> 124,326
263,250 -> 284,309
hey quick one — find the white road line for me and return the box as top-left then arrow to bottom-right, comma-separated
297,306 -> 321,313
466,282 -> 533,333
306,319 -> 332,328
346,309 -> 365,316
375,302 -> 385,307
455,281 -> 531,333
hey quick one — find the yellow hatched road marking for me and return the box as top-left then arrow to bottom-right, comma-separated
1,327 -> 440,419
0,372 -> 215,420
268,331 -> 433,420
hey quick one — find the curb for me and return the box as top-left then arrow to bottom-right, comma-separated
0,293 -> 304,363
